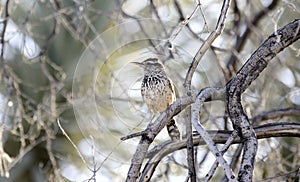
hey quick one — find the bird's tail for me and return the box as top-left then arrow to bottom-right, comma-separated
166,119 -> 180,141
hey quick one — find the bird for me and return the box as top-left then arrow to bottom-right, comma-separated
131,58 -> 180,141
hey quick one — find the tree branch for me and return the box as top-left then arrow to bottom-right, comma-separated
226,19 -> 300,181
184,0 -> 231,91
251,107 -> 300,123
126,19 -> 300,182
204,130 -> 238,182
226,0 -> 279,76
192,88 -> 237,181
0,0 -> 10,60
125,88 -> 224,182
142,122 -> 300,180
125,91 -> 199,182
185,105 -> 196,182
146,122 -> 300,158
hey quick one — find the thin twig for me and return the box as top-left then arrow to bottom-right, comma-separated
251,107 -> 300,123
184,0 -> 231,91
120,130 -> 148,141
226,0 -> 279,77
57,118 -> 88,166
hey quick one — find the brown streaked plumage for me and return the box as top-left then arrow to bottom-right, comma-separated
131,58 -> 180,141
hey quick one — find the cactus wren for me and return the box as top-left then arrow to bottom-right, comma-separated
132,58 -> 180,141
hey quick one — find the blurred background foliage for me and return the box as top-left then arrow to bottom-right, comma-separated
0,0 -> 299,181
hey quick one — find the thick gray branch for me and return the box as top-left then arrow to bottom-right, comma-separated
126,19 -> 300,182
125,89 -> 225,182
227,19 -> 300,93
142,123 -> 300,180
146,123 -> 300,159
126,91 -> 199,182
192,88 -> 237,181
204,130 -> 238,182
226,19 -> 300,181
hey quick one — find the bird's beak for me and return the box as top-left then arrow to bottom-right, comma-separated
130,62 -> 143,67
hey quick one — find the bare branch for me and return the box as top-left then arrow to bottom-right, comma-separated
170,0 -> 201,41
226,0 -> 279,76
146,122 -> 300,158
126,88 -> 224,181
57,119 -> 88,166
192,88 -> 237,181
185,106 -> 196,182
149,0 -> 168,37
184,0 -> 231,91
204,130 -> 238,182
226,19 -> 300,181
126,93 -> 196,181
251,107 -> 300,123
0,0 -> 10,60
0,0 -> 11,178
120,130 -> 148,141
142,123 -> 300,180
